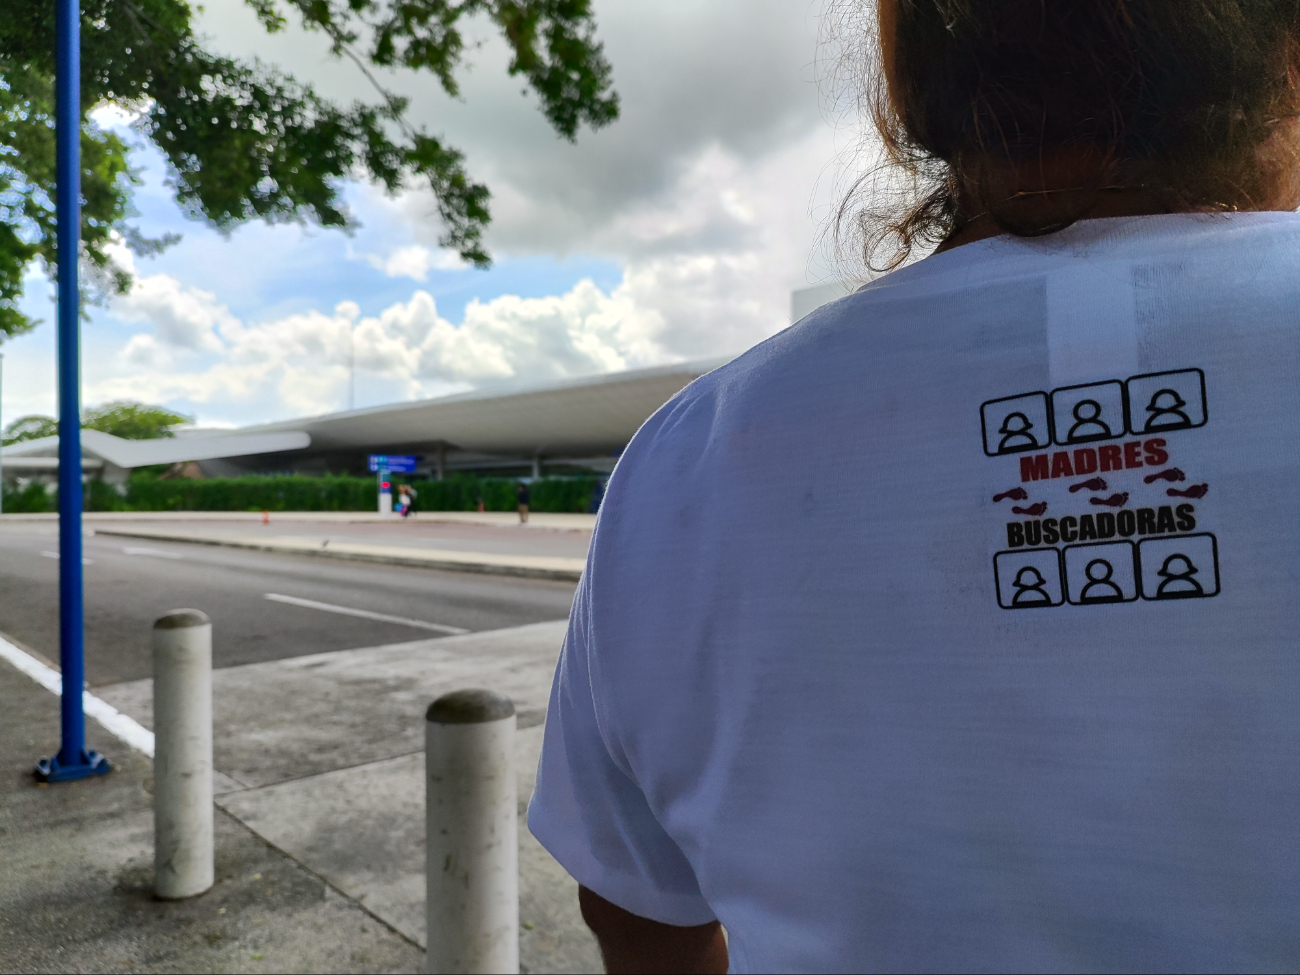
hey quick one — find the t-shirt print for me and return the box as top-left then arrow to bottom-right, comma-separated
983,368 -> 1219,608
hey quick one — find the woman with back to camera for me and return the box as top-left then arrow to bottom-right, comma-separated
528,2 -> 1300,971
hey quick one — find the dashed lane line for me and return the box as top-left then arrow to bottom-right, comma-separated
263,592 -> 471,636
120,546 -> 185,559
40,550 -> 93,565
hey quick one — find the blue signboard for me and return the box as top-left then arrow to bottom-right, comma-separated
368,454 -> 418,473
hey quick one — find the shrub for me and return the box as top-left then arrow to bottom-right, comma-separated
116,473 -> 603,513
404,474 -> 601,513
85,479 -> 129,512
1,481 -> 54,513
124,474 -> 376,512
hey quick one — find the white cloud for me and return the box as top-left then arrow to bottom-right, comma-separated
356,244 -> 467,280
193,0 -> 833,256
92,118 -> 853,422
114,274 -> 232,353
60,0 -> 874,426
122,333 -> 172,368
192,0 -> 854,269
107,241 -> 232,353
92,271 -> 674,419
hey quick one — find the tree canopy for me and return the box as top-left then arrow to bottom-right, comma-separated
82,399 -> 191,438
1,414 -> 58,445
3,399 -> 191,444
0,0 -> 618,339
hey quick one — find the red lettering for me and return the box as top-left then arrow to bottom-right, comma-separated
1073,448 -> 1098,474
1144,438 -> 1169,467
1124,441 -> 1144,469
1099,445 -> 1123,472
1020,455 -> 1049,482
1050,452 -> 1075,479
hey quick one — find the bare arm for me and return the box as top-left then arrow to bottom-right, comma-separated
579,885 -> 728,974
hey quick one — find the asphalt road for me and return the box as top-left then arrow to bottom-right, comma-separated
0,522 -> 577,686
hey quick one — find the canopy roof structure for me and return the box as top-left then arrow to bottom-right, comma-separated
239,358 -> 727,463
2,429 -> 310,480
1,357 -> 729,479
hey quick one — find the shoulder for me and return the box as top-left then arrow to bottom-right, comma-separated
599,285 -> 893,508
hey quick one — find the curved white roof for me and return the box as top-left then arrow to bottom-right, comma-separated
3,428 -> 311,470
0,358 -> 729,471
233,357 -> 729,459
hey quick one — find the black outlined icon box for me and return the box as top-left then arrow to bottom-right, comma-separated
1137,534 -> 1219,600
1052,381 -> 1125,445
982,392 -> 1051,456
994,548 -> 1064,609
1126,369 -> 1207,435
1064,541 -> 1138,604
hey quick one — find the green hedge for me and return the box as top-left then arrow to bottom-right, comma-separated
123,474 -> 377,512
2,474 -> 604,514
1,481 -> 55,513
87,479 -> 130,511
123,473 -> 601,513
2,479 -> 178,513
410,475 -> 600,513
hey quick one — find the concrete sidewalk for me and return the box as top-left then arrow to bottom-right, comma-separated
0,511 -> 597,531
91,527 -> 587,582
0,622 -> 600,973
0,656 -> 422,973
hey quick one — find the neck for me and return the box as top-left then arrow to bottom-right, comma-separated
938,121 -> 1300,252
937,185 -> 1179,253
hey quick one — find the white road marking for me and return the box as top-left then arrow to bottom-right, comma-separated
0,635 -> 155,757
40,551 -> 93,565
264,593 -> 470,635
122,546 -> 184,560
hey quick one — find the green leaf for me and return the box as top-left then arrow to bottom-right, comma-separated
0,0 -> 619,339
81,399 -> 192,438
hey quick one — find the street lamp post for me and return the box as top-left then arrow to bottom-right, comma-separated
35,0 -> 109,782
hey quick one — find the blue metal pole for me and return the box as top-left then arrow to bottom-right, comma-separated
35,0 -> 108,783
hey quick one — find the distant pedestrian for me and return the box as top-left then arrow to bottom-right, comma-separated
516,481 -> 530,524
401,484 -> 418,519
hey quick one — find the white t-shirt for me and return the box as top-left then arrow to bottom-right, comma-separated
528,213 -> 1300,973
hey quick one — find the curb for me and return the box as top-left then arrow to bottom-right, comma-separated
93,528 -> 585,582
0,511 -> 597,530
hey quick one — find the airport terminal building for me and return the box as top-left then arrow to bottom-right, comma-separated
1,285 -> 853,483
1,358 -> 729,483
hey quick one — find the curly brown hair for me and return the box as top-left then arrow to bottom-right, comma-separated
834,0 -> 1300,271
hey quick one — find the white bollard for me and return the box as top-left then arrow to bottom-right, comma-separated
426,689 -> 518,975
153,609 -> 214,900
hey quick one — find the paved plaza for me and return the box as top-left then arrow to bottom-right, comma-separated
0,515 -> 599,974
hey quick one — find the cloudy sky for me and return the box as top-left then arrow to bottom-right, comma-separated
5,0 -> 869,428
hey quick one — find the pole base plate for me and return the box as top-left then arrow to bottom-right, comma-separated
34,750 -> 111,783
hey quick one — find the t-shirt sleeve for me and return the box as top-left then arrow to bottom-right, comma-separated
526,572 -> 717,926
